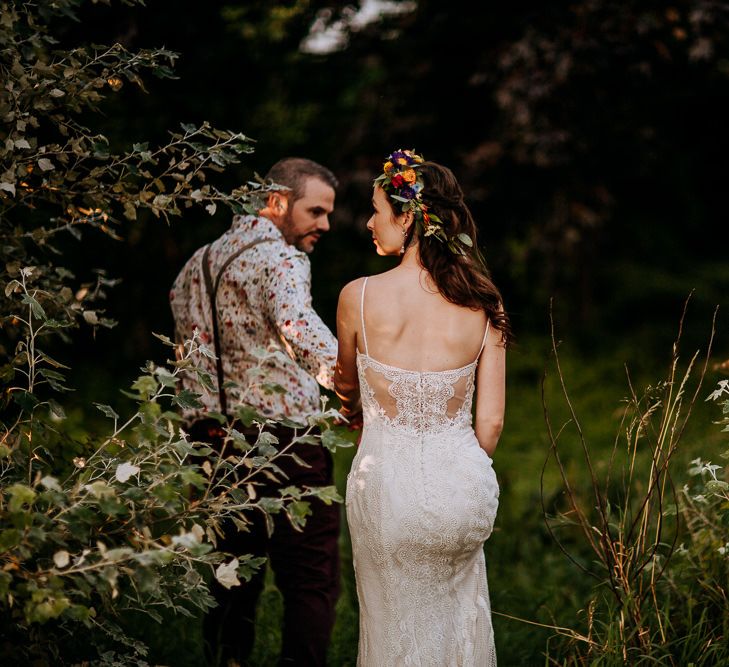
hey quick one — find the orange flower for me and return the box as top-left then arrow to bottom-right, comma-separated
402,169 -> 416,183
396,157 -> 408,166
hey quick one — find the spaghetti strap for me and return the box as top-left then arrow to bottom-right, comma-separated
360,277 -> 369,356
476,318 -> 491,361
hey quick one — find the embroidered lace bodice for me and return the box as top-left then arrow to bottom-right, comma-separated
356,352 -> 477,436
346,276 -> 499,666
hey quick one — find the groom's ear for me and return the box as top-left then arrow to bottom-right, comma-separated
269,192 -> 289,213
261,191 -> 290,221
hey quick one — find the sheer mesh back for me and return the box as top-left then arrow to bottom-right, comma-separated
358,357 -> 477,434
356,277 -> 488,436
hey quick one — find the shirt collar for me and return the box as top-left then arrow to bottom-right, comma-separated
232,214 -> 285,243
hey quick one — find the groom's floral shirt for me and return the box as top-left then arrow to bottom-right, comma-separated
170,215 -> 337,423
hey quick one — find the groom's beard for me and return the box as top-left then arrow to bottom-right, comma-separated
280,211 -> 320,254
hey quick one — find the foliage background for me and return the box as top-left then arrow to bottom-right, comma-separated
57,0 -> 728,393
3,0 -> 729,665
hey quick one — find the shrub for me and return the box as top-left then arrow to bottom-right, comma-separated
0,2 -> 349,663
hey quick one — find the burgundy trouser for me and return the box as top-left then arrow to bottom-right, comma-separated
189,420 -> 341,667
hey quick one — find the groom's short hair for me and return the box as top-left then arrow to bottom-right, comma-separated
265,158 -> 338,202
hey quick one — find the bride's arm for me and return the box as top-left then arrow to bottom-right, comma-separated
334,279 -> 363,423
474,322 -> 506,457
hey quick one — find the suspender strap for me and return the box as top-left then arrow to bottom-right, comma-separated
201,237 -> 274,417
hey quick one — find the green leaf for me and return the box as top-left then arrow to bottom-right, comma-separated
21,294 -> 46,320
155,367 -> 178,388
236,555 -> 266,582
179,468 -> 207,489
286,500 -> 312,530
93,403 -> 119,420
48,399 -> 66,419
39,352 -> 70,369
321,429 -> 354,452
234,405 -> 265,427
257,431 -> 279,446
257,441 -> 277,457
131,375 -> 158,399
258,497 -> 284,514
13,390 -> 39,412
307,485 -> 343,505
0,572 -> 10,599
0,528 -> 21,551
229,429 -> 252,452
152,331 -> 176,347
172,389 -> 203,409
457,233 -> 473,247
293,435 -> 319,446
25,590 -> 71,623
83,481 -> 115,499
7,483 -> 36,512
278,416 -> 306,429
38,368 -> 70,392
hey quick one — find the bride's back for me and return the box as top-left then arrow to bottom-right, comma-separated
361,267 -> 488,372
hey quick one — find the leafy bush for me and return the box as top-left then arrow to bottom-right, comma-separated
0,2 -> 348,663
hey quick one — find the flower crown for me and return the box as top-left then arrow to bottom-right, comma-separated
373,149 -> 473,255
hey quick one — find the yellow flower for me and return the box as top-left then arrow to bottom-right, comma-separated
414,155 -> 424,163
396,157 -> 408,165
383,161 -> 394,173
402,169 -> 416,183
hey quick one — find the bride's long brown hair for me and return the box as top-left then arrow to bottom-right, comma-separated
385,162 -> 512,344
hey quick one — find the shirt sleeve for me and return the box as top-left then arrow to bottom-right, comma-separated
263,250 -> 338,390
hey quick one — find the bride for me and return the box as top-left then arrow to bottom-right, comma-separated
334,150 -> 510,666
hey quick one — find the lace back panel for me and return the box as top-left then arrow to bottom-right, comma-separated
357,277 -> 489,436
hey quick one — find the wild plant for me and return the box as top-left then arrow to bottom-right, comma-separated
540,301 -> 720,665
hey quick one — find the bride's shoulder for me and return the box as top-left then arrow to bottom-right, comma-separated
338,276 -> 367,307
339,269 -> 396,304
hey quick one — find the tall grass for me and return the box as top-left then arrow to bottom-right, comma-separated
540,302 -> 727,665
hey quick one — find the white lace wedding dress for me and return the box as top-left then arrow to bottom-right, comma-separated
346,278 -> 500,666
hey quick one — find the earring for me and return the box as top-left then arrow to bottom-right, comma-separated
399,227 -> 407,255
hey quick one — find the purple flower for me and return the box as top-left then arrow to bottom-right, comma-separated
399,185 -> 416,200
388,150 -> 415,166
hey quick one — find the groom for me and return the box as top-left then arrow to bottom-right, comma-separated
170,158 -> 340,666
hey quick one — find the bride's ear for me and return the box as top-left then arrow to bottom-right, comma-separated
401,209 -> 415,232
